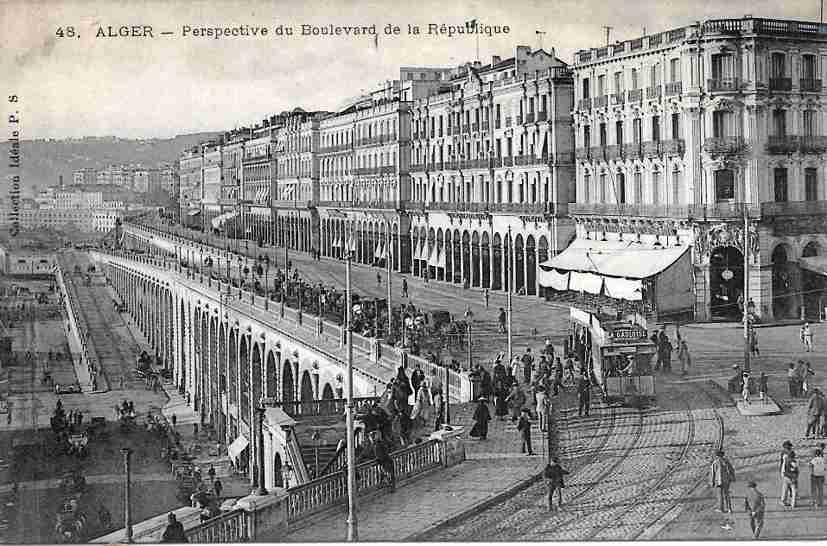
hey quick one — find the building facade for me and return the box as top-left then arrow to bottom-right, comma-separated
409,46 -> 576,295
179,147 -> 204,225
240,122 -> 276,245
201,142 -> 223,230
567,16 -> 827,321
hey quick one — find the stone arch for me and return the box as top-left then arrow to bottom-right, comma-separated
322,383 -> 334,400
300,370 -> 314,401
492,232 -> 503,291
265,349 -> 278,400
239,333 -> 250,425
709,246 -> 745,320
252,342 -> 264,415
771,243 -> 796,319
526,235 -> 537,296
514,234 -> 525,293
481,232 -> 491,288
802,240 -> 825,320
281,359 -> 295,404
228,327 -> 238,406
471,231 -> 481,287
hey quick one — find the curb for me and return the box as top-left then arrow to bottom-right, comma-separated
405,466 -> 545,541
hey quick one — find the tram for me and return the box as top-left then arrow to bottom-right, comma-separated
568,307 -> 657,407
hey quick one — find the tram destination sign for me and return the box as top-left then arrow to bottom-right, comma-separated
609,325 -> 648,342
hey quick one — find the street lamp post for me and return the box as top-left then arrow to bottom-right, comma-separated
345,234 -> 359,542
121,448 -> 133,543
252,405 -> 267,496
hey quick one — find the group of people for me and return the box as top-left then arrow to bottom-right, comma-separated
649,328 -> 692,375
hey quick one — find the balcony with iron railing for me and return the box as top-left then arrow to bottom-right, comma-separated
766,135 -> 800,154
514,154 -> 550,166
470,122 -> 479,132
661,139 -> 686,155
537,111 -> 548,122
623,142 -> 642,159
703,136 -> 748,156
643,141 -> 661,158
627,89 -> 643,102
762,200 -> 827,217
664,81 -> 683,96
577,98 -> 591,110
317,200 -> 399,210
412,200 -> 562,215
611,92 -> 625,106
707,78 -> 741,92
410,163 -> 427,172
505,116 -> 513,128
589,146 -> 607,161
592,95 -> 609,108
605,145 -> 623,161
800,135 -> 827,154
801,78 -> 823,92
688,202 -> 760,219
525,112 -> 535,123
770,77 -> 793,91
646,85 -> 662,100
575,148 -> 591,161
569,203 -> 689,218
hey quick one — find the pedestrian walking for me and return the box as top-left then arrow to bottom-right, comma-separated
213,478 -> 223,498
535,387 -> 549,432
674,338 -> 690,375
808,448 -> 825,507
401,278 -> 408,298
759,372 -> 768,403
806,388 -> 824,438
483,288 -> 489,309
780,442 -> 799,508
710,449 -> 736,513
749,328 -> 760,357
119,375 -> 125,390
803,362 -> 815,395
171,414 -> 177,427
161,513 -> 187,543
521,348 -> 534,385
744,481 -> 766,539
505,383 -> 525,422
544,456 -> 569,511
517,408 -> 533,456
498,307 -> 506,334
376,271 -> 382,286
432,390 -> 444,431
576,370 -> 591,417
802,323 -> 814,352
469,397 -> 491,440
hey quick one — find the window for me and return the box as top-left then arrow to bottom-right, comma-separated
806,168 -> 819,201
774,168 -> 788,202
713,111 -> 727,138
631,69 -> 639,90
615,121 -> 623,146
617,173 -> 626,204
584,173 -> 591,202
803,110 -> 816,137
614,71 -> 623,93
771,52 -> 786,79
715,169 -> 735,201
599,123 -> 607,147
711,54 -> 733,80
632,118 -> 642,143
634,170 -> 642,203
803,54 -> 817,80
670,58 -> 681,82
672,169 -> 681,205
582,78 -> 590,100
597,74 -> 606,95
651,170 -> 660,204
650,63 -> 661,87
583,125 -> 591,148
528,98 -> 535,114
671,113 -> 680,140
600,173 -> 607,203
772,110 -> 786,137
652,116 -> 661,142
540,95 -> 548,113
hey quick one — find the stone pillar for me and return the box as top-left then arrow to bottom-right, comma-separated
522,244 -> 528,293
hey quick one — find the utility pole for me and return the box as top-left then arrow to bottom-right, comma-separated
743,201 -> 751,373
507,226 -> 513,364
121,448 -> 133,543
345,231 -> 358,542
386,226 -> 392,341
603,25 -> 613,46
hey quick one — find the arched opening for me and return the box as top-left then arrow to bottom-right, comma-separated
471,232 -> 481,287
492,233 -> 502,291
772,244 -> 796,319
239,334 -> 250,425
281,360 -> 294,404
265,350 -> 278,399
526,235 -> 537,296
462,231 -> 471,284
802,241 -> 824,320
251,343 -> 263,417
228,329 -> 238,406
273,452 -> 283,488
481,232 -> 491,288
709,246 -> 744,320
322,383 -> 334,400
514,235 -> 525,293
300,370 -> 314,401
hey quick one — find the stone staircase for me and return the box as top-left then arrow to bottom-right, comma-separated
292,415 -> 348,479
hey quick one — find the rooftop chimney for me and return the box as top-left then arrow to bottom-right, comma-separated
491,55 -> 501,66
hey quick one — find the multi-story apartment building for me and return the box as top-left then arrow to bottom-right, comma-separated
219,130 -> 246,230
561,16 -> 827,322
159,164 -> 178,199
201,142 -> 223,230
273,109 -> 324,253
317,69 -> 452,271
409,46 -> 576,294
72,168 -> 97,186
240,121 -> 276,245
179,147 -> 203,224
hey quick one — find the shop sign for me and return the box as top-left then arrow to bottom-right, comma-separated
609,326 -> 648,341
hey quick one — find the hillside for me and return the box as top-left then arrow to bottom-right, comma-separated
0,132 -> 219,196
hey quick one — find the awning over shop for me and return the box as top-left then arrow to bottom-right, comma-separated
540,238 -> 689,280
416,240 -> 426,261
603,276 -> 643,301
569,271 -> 604,294
538,269 -> 569,291
427,246 -> 438,267
800,256 -> 827,276
227,435 -> 249,462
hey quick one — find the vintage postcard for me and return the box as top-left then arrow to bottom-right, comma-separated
1,0 -> 826,542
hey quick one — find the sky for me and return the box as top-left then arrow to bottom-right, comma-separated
0,0 -> 821,140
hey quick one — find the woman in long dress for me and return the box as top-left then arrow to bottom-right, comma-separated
469,398 -> 491,440
410,383 -> 432,427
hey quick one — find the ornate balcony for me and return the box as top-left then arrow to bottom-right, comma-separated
611,93 -> 625,106
766,135 -> 800,154
627,89 -> 643,103
707,78 -> 741,92
592,95 -> 609,108
471,123 -> 480,132
516,115 -> 523,125
623,143 -> 642,160
687,202 -> 760,220
801,78 -> 823,92
317,200 -> 398,210
703,136 -> 747,156
605,145 -> 623,161
769,77 -> 793,91
661,139 -> 685,156
575,148 -> 591,161
664,81 -> 683,96
410,163 -> 427,172
505,117 -> 513,128
569,203 -> 689,219
646,85 -> 662,100
761,200 -> 827,217
537,111 -> 548,122
525,112 -> 535,123
643,141 -> 661,158
513,154 -> 550,167
800,136 -> 827,154
589,146 -> 606,161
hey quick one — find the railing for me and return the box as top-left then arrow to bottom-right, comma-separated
186,509 -> 250,543
649,33 -> 663,46
286,439 -> 442,523
770,77 -> 793,91
703,136 -> 747,155
575,148 -> 591,161
514,154 -> 549,166
596,46 -> 608,58
664,81 -> 682,96
643,141 -> 661,158
668,28 -> 687,42
688,202 -> 760,219
646,85 -> 662,100
661,139 -> 685,155
592,95 -> 608,108
525,113 -> 535,123
410,163 -> 427,172
537,111 -> 548,121
629,38 -> 643,50
623,142 -> 642,159
471,122 -> 479,132
801,136 -> 827,154
761,200 -> 827,217
766,135 -> 800,154
611,92 -> 625,105
707,78 -> 741,92
627,89 -> 643,102
801,78 -> 823,92
590,146 -> 606,161
577,98 -> 591,110
569,203 -> 689,218
605,145 -> 622,161
279,396 -> 378,418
